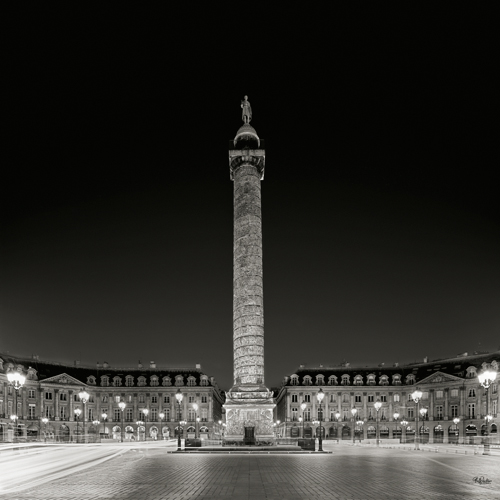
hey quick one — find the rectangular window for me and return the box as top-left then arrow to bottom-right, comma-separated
291,407 -> 298,421
304,408 -> 311,421
451,405 -> 458,418
393,394 -> 400,402
342,394 -> 349,403
201,396 -> 207,403
139,394 -> 145,403
164,409 -> 170,421
380,395 -> 387,402
291,395 -> 298,403
115,396 -> 121,403
188,396 -> 195,403
45,392 -> 53,400
201,408 -> 207,421
102,395 -> 108,403
468,389 -> 475,398
422,392 -> 429,400
330,411 -> 338,421
435,405 -> 443,419
468,403 -> 475,419
493,400 -> 497,415
151,408 -> 158,421
408,394 -> 413,401
164,396 -> 170,404
330,394 -> 336,403
59,393 -> 67,401
74,394 -> 80,402
89,395 -> 95,403
188,409 -> 196,421
60,406 -> 66,420
29,389 -> 36,399
304,395 -> 311,403
436,390 -> 443,399
451,389 -> 459,398
88,408 -> 94,421
44,406 -> 52,418
114,409 -> 121,421
126,408 -> 133,422
151,396 -> 158,404
28,405 -> 36,419
127,395 -> 133,403
355,395 -> 361,403
492,384 -> 497,394
408,408 -> 414,418
368,395 -> 374,403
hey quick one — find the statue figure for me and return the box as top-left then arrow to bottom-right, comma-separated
241,95 -> 252,123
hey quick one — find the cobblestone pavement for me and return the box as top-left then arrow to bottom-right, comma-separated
4,445 -> 500,499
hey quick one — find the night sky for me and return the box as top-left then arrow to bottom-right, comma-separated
2,5 -> 499,391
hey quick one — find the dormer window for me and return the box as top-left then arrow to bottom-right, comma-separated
101,376 -> 109,387
138,376 -> 146,387
113,376 -> 122,387
367,374 -> 376,386
162,376 -> 172,387
328,375 -> 338,386
406,374 -> 416,385
175,375 -> 184,387
125,375 -> 134,387
466,366 -> 477,378
392,374 -> 402,385
27,368 -> 38,380
290,375 -> 299,386
316,374 -> 324,386
354,375 -> 363,386
303,375 -> 312,386
200,376 -> 208,386
379,375 -> 389,386
341,374 -> 350,386
150,376 -> 159,387
187,376 -> 196,387
87,375 -> 96,385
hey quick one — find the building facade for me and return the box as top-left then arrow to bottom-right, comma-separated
276,351 -> 499,444
0,353 -> 225,442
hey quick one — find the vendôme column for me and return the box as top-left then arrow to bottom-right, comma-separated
224,96 -> 275,445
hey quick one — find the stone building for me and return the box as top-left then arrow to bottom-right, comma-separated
0,353 -> 224,442
275,350 -> 499,444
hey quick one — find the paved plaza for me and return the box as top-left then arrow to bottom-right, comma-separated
3,444 -> 500,500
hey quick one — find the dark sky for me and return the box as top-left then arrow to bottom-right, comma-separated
2,5 -> 499,391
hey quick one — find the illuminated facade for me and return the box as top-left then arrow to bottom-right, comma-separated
0,353 -> 224,442
275,350 -> 499,444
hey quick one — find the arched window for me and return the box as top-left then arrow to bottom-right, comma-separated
175,375 -> 184,387
87,375 -> 96,385
366,374 -> 376,386
303,376 -> 312,386
113,376 -> 122,387
101,376 -> 109,387
137,376 -> 146,387
466,366 -> 477,378
125,376 -> 134,387
290,375 -> 299,386
341,374 -> 350,386
151,376 -> 159,387
200,376 -> 209,386
392,374 -> 402,385
187,376 -> 196,387
379,375 -> 389,386
405,374 -> 416,385
328,375 -> 338,386
162,376 -> 171,387
354,375 -> 363,386
316,374 -> 324,385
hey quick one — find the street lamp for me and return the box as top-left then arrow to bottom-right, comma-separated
317,388 -> 324,452
300,401 -> 307,438
78,389 -> 89,444
401,418 -> 408,444
356,419 -> 364,442
118,400 -> 126,443
143,408 -> 149,441
335,412 -> 341,441
452,416 -> 460,444
393,412 -> 400,443
374,400 -> 382,446
74,408 -> 81,443
175,389 -> 183,451
419,407 -> 428,445
192,403 -> 198,439
101,412 -> 107,441
478,366 -> 497,456
7,370 -> 26,442
351,408 -> 357,444
41,417 -> 49,443
411,389 -> 423,450
277,419 -> 280,439
218,420 -> 222,441
159,412 -> 165,440
92,420 -> 100,443
136,420 -> 144,441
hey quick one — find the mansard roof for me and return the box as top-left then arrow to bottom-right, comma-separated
285,350 -> 500,386
0,352 -> 219,389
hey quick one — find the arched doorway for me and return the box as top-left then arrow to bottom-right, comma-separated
27,425 -> 39,442
380,426 -> 389,439
112,426 -> 121,440
315,426 -> 326,438
491,423 -> 498,435
199,426 -> 209,440
392,426 -> 402,440
0,424 -> 4,443
406,426 -> 415,443
434,425 -> 444,443
175,426 -> 184,438
329,426 -> 337,438
137,425 -> 145,441
465,424 -> 477,444
420,425 -> 429,444
161,426 -> 170,439
125,426 -> 134,441
342,426 -> 351,440
59,424 -> 70,442
367,426 -> 376,439
87,425 -> 97,443
448,424 -> 459,444
149,426 -> 158,440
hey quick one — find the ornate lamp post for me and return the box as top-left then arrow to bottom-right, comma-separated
74,408 -> 81,443
411,389 -> 423,450
419,407 -> 428,445
159,412 -> 165,440
92,420 -> 100,443
317,388 -> 325,452
300,401 -> 307,438
478,366 -> 497,455
118,401 -> 126,443
143,408 -> 149,441
136,420 -> 144,441
374,400 -> 382,446
175,389 -> 183,451
351,408 -> 357,444
393,412 -> 400,443
452,417 -> 460,444
101,412 -> 107,440
192,403 -> 198,439
356,419 -> 364,442
41,417 -> 49,443
218,420 -> 222,441
401,418 -> 408,444
7,370 -> 26,442
78,389 -> 89,444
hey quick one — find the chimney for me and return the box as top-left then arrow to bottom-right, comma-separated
394,362 -> 399,367
195,364 -> 201,369
423,357 -> 428,363
150,361 -> 156,369
138,361 -> 143,368
103,361 -> 109,368
74,360 -> 80,366
96,362 -> 101,368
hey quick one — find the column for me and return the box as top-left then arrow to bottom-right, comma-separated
54,389 -> 60,420
69,390 -> 74,421
444,388 -> 449,419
